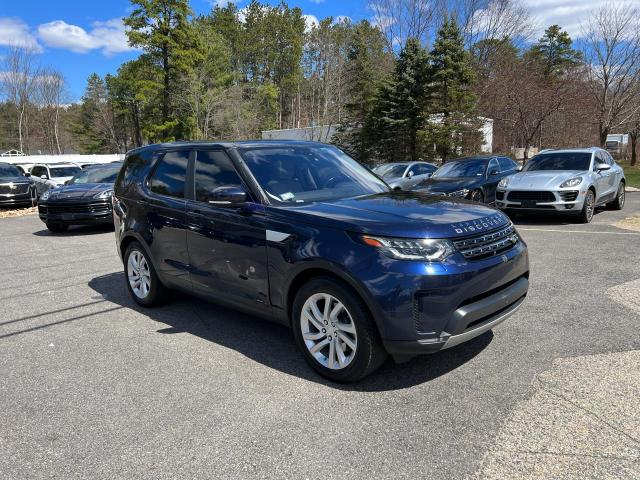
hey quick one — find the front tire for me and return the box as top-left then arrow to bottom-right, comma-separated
124,241 -> 167,307
292,277 -> 387,382
607,182 -> 625,210
470,189 -> 484,203
578,189 -> 595,223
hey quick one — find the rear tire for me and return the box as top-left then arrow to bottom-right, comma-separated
607,182 -> 625,210
577,189 -> 595,223
46,223 -> 68,233
124,241 -> 167,307
292,277 -> 387,382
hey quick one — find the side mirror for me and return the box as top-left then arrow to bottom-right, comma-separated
208,186 -> 248,206
596,163 -> 611,171
24,172 -> 31,177
516,165 -> 523,171
40,175 -> 47,180
406,170 -> 414,178
489,169 -> 500,176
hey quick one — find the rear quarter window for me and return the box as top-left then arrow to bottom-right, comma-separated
116,149 -> 154,196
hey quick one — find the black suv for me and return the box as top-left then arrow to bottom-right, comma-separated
113,142 -> 528,382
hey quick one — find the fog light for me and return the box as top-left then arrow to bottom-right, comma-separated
564,204 -> 574,209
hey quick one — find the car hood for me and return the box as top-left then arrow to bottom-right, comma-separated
415,177 -> 482,194
0,176 -> 31,184
44,183 -> 113,201
506,170 -> 587,189
268,191 -> 509,239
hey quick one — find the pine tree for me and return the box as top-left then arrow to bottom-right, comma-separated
366,38 -> 430,163
526,25 -> 582,77
427,17 -> 480,161
332,20 -> 392,162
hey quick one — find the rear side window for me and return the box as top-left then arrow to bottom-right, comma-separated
149,150 -> 189,198
194,150 -> 243,203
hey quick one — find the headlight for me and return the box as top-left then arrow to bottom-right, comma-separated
559,176 -> 583,188
498,177 -> 509,189
40,190 -> 51,201
361,235 -> 454,261
94,189 -> 113,199
448,189 -> 470,198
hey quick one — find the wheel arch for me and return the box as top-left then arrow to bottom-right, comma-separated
284,264 -> 386,338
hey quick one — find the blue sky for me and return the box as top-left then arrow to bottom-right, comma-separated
0,0 -> 612,101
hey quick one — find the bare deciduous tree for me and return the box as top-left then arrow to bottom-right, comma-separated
0,45 -> 40,154
36,69 -> 66,154
581,4 -> 640,146
369,0 -> 439,48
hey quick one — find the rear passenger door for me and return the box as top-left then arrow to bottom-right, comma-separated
145,149 -> 191,287
186,149 -> 269,310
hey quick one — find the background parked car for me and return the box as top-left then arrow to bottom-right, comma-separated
414,156 -> 518,203
37,163 -> 121,232
373,161 -> 438,190
0,162 -> 36,208
495,147 -> 625,223
30,163 -> 83,198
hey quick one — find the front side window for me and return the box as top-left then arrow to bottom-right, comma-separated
488,158 -> 500,174
413,164 -> 436,175
195,150 -> 243,203
498,157 -> 517,171
432,159 -> 486,178
240,145 -> 388,204
524,153 -> 592,172
149,150 -> 189,198
32,166 -> 45,178
374,163 -> 408,180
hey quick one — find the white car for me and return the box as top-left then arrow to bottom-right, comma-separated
373,161 -> 438,190
30,163 -> 83,197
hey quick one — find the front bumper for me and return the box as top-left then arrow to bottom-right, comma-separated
0,193 -> 33,206
383,275 -> 527,356
38,201 -> 113,225
495,189 -> 585,212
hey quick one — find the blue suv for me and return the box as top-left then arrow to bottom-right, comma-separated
113,142 -> 529,382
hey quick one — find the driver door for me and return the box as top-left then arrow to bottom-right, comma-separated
186,149 -> 269,310
593,152 -> 612,202
484,158 -> 502,203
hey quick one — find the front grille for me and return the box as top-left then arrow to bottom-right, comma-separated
507,191 -> 556,202
0,183 -> 30,194
495,191 -> 505,200
558,191 -> 578,202
39,201 -> 111,215
453,224 -> 519,260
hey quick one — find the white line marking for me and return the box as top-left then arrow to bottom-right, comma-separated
518,227 -> 640,235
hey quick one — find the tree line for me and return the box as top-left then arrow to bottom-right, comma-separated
1,0 -> 639,165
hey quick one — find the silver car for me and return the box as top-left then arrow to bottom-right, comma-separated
495,147 -> 625,223
373,161 -> 438,190
30,163 -> 83,198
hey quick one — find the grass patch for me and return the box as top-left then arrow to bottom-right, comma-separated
620,162 -> 640,189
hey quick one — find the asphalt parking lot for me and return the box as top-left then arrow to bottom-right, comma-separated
1,196 -> 639,479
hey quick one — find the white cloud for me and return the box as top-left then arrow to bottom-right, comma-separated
0,17 -> 42,52
303,14 -> 319,31
522,0 -> 618,39
37,18 -> 136,56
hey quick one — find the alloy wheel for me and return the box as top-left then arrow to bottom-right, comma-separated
127,250 -> 151,299
585,191 -> 594,221
300,293 -> 357,370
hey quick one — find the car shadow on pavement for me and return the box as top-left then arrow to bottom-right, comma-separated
33,225 -> 115,236
89,272 -> 493,392
508,208 -> 606,226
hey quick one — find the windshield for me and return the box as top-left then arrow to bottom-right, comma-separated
69,167 -> 120,184
0,164 -> 22,177
240,145 -> 389,204
432,159 -> 486,178
50,166 -> 82,177
524,153 -> 591,171
374,163 -> 407,179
